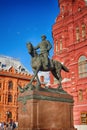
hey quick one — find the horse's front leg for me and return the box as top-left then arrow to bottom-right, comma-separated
36,75 -> 41,89
32,69 -> 41,89
24,68 -> 40,90
30,68 -> 39,85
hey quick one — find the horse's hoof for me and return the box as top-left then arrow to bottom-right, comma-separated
57,86 -> 67,94
18,86 -> 24,93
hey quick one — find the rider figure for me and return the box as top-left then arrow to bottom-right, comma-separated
34,35 -> 52,68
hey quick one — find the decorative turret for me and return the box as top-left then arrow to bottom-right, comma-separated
58,0 -> 73,16
58,0 -> 86,17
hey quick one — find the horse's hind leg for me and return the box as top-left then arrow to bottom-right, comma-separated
35,75 -> 41,89
30,68 -> 40,84
51,70 -> 63,90
51,70 -> 59,84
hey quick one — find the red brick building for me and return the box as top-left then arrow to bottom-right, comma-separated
51,0 -> 87,125
0,55 -> 35,122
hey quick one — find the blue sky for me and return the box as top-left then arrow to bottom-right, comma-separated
0,0 -> 59,72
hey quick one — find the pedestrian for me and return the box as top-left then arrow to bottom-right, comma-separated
9,119 -> 16,130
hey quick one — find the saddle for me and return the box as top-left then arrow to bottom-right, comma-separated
39,54 -> 54,69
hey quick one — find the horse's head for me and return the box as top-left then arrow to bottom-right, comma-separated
26,42 -> 33,54
26,42 -> 37,57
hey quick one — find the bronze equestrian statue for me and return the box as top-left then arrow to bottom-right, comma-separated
18,35 -> 69,92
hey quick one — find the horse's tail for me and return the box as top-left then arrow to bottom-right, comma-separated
61,64 -> 69,72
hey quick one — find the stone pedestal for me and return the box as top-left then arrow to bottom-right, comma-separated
18,89 -> 77,130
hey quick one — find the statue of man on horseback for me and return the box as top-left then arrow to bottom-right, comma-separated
34,35 -> 52,69
18,35 -> 69,93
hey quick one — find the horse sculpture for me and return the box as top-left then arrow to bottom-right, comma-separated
18,42 -> 69,92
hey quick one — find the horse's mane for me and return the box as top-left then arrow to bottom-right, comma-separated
27,43 -> 38,56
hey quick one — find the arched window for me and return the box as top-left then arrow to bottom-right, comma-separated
78,56 -> 87,78
6,111 -> 12,121
78,89 -> 83,101
60,39 -> 62,51
81,112 -> 87,124
8,111 -> 12,119
82,23 -> 86,38
76,26 -> 80,41
8,81 -> 13,90
8,94 -> 13,102
55,40 -> 58,52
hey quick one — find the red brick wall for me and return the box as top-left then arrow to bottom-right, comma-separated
51,0 -> 87,125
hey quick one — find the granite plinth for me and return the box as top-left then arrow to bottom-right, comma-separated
18,89 -> 77,130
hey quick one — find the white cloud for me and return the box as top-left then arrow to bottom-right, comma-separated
17,32 -> 20,35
